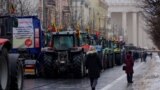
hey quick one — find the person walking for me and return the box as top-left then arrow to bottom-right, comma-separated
141,51 -> 147,62
143,51 -> 148,62
85,47 -> 102,90
141,51 -> 144,62
124,51 -> 134,83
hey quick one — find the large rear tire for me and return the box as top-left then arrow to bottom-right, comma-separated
115,53 -> 122,65
42,54 -> 58,78
73,54 -> 85,78
103,54 -> 108,69
0,48 -> 23,90
0,48 -> 9,90
8,54 -> 24,90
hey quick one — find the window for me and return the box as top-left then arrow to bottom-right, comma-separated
53,35 -> 74,50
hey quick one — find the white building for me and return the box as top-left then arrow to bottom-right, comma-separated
106,0 -> 153,48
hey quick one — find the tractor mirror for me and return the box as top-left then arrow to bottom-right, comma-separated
12,17 -> 18,27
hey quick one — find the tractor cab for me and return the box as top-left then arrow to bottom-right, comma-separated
51,31 -> 90,51
0,16 -> 18,39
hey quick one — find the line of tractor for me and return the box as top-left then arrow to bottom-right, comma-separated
0,16 -> 144,90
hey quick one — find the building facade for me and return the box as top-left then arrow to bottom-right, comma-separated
106,0 -> 153,48
88,0 -> 108,34
38,0 -> 70,30
38,0 -> 108,35
0,0 -> 8,15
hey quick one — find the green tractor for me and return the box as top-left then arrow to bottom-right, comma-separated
102,40 -> 115,68
113,41 -> 124,65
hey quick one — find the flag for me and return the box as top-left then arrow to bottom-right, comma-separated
9,3 -> 16,14
86,26 -> 90,33
58,24 -> 63,31
52,22 -> 57,32
76,24 -> 80,38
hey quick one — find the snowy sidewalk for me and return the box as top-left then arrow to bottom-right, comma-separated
99,53 -> 160,90
133,53 -> 160,90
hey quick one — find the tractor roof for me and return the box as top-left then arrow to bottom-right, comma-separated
52,31 -> 86,35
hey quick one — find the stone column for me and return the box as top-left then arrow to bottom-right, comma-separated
107,12 -> 112,39
138,12 -> 143,47
122,12 -> 127,36
132,12 -> 138,46
122,12 -> 127,41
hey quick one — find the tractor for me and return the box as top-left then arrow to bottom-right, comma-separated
102,40 -> 115,68
113,41 -> 125,65
38,30 -> 91,78
0,16 -> 23,90
89,35 -> 108,69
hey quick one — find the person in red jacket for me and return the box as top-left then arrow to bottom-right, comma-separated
125,51 -> 134,83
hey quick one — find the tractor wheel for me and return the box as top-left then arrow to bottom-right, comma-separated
0,48 -> 23,90
42,54 -> 57,78
103,54 -> 107,69
115,53 -> 120,65
111,54 -> 115,68
73,54 -> 85,78
0,48 -> 9,90
8,54 -> 24,90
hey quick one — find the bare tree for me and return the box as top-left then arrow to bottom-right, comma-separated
14,0 -> 38,16
143,0 -> 160,49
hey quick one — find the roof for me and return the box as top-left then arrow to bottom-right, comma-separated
0,16 -> 38,19
52,31 -> 87,35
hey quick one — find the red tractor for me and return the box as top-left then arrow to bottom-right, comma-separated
0,16 -> 23,90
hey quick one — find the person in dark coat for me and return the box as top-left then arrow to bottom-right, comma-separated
143,51 -> 147,62
125,51 -> 134,83
85,49 -> 102,90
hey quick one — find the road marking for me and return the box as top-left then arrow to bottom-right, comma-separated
100,63 -> 144,90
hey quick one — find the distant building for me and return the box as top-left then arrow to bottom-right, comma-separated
71,0 -> 108,36
0,0 -> 8,15
106,0 -> 153,48
38,0 -> 70,30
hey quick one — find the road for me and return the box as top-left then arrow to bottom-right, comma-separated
23,58 -> 151,90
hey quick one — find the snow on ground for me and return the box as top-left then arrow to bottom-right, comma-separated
133,53 -> 160,90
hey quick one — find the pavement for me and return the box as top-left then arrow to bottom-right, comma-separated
23,53 -> 160,90
133,53 -> 160,90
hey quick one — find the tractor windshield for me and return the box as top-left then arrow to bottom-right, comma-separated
80,33 -> 90,45
53,35 -> 74,50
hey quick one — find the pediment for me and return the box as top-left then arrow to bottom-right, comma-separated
105,0 -> 143,12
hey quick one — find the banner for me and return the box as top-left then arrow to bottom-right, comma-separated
13,18 -> 34,48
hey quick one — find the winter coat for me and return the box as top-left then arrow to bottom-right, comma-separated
125,54 -> 134,74
85,51 -> 102,78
